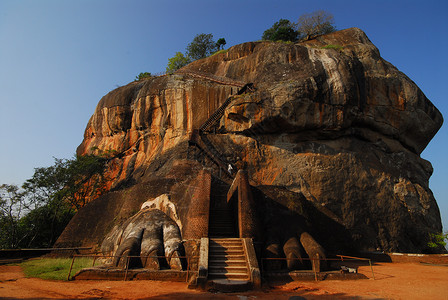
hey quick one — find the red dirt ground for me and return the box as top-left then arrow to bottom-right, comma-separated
0,262 -> 447,299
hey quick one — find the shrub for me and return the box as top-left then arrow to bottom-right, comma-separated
262,19 -> 299,42
427,232 -> 448,249
322,44 -> 343,51
135,72 -> 152,81
166,52 -> 191,74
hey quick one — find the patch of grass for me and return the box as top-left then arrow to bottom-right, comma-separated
275,40 -> 294,44
21,257 -> 93,281
210,49 -> 228,57
321,44 -> 343,51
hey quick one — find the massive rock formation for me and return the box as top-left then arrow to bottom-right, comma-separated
56,28 -> 444,259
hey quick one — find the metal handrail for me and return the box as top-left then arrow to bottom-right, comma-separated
67,254 -> 198,281
260,255 -> 375,281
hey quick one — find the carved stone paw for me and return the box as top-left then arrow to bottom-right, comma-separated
265,230 -> 326,272
104,209 -> 183,270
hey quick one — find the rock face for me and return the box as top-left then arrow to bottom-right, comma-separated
56,28 -> 444,257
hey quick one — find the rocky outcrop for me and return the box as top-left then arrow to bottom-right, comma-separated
56,28 -> 444,257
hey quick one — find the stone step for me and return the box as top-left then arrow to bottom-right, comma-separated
209,225 -> 234,229
209,249 -> 245,255
210,255 -> 246,261
209,216 -> 234,220
208,228 -> 236,232
209,265 -> 248,273
207,279 -> 252,292
209,225 -> 235,229
210,244 -> 243,250
209,215 -> 234,220
209,230 -> 235,234
208,230 -> 236,235
209,242 -> 242,247
210,238 -> 242,243
208,272 -> 250,280
208,259 -> 247,266
209,210 -> 233,214
209,235 -> 238,238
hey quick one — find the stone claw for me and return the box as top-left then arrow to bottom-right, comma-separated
104,209 -> 184,270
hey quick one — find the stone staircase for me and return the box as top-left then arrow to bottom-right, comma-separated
208,178 -> 236,238
208,208 -> 237,238
208,238 -> 250,281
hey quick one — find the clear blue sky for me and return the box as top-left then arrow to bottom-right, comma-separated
1,0 -> 447,231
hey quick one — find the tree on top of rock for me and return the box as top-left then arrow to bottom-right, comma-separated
262,19 -> 299,42
216,38 -> 227,50
186,33 -> 218,60
166,52 -> 191,74
297,10 -> 336,40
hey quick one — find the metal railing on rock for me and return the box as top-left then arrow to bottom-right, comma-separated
67,254 -> 198,282
261,255 -> 375,281
175,69 -> 246,88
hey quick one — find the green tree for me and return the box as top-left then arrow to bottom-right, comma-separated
23,155 -> 108,210
166,52 -> 191,74
297,10 -> 336,40
135,72 -> 152,81
216,38 -> 227,50
0,155 -> 109,249
0,184 -> 27,248
18,197 -> 74,248
427,232 -> 448,251
186,33 -> 218,60
262,19 -> 299,42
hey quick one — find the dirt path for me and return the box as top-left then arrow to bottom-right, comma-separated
1,262 -> 447,299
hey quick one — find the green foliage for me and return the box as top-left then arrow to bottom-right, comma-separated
166,52 -> 191,74
262,19 -> 299,42
0,184 -> 28,248
186,33 -> 218,60
297,10 -> 336,40
135,72 -> 152,81
24,155 -> 108,210
1,155 -> 108,249
18,201 -> 74,248
216,38 -> 227,50
322,44 -> 343,51
21,257 -> 93,280
427,232 -> 448,249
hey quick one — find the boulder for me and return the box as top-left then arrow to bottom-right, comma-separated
55,28 -> 444,258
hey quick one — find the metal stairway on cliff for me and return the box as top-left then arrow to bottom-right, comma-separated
199,83 -> 255,133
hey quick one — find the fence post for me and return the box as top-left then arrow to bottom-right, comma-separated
67,256 -> 76,281
369,259 -> 375,280
124,256 -> 130,281
186,256 -> 189,283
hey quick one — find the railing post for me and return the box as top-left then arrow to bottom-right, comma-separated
124,256 -> 130,281
369,259 -> 375,280
67,256 -> 76,281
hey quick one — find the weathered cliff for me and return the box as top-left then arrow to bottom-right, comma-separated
57,28 -> 443,255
